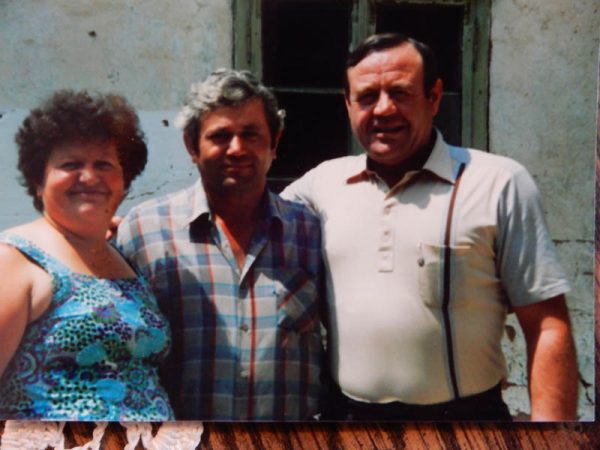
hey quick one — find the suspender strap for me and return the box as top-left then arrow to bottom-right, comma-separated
442,162 -> 466,399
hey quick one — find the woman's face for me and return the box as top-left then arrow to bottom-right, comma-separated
39,140 -> 125,229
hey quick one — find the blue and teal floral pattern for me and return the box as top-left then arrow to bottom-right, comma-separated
0,233 -> 174,421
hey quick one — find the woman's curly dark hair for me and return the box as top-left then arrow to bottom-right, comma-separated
16,89 -> 148,212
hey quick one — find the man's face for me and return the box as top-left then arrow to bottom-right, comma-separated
345,43 -> 443,166
186,98 -> 278,197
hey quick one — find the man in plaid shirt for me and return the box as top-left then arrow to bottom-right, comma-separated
117,69 -> 324,420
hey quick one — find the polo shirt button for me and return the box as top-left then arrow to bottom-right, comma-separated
417,257 -> 425,267
240,323 -> 249,332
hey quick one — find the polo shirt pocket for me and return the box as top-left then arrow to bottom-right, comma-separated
418,242 -> 472,308
274,269 -> 319,334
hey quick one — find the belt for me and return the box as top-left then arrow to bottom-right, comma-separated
323,382 -> 513,421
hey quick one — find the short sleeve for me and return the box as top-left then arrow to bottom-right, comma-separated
495,167 -> 570,307
280,168 -> 318,212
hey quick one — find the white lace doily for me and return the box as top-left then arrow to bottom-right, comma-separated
0,420 -> 204,450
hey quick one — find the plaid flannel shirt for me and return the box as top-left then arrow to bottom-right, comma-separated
117,180 -> 323,420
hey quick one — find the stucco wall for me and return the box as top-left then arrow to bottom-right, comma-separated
0,0 -> 597,420
490,0 -> 597,420
0,0 -> 232,109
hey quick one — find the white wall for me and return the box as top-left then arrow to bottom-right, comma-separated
0,0 -> 232,109
490,0 -> 598,420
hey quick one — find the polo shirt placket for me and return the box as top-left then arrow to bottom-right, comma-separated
378,198 -> 396,273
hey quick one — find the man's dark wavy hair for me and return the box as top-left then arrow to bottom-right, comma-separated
16,89 -> 148,212
345,33 -> 441,98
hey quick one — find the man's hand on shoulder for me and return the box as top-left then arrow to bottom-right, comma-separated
106,216 -> 123,241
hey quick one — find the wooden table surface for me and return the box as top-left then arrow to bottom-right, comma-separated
1,419 -> 599,449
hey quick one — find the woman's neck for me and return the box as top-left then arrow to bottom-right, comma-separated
42,214 -> 109,254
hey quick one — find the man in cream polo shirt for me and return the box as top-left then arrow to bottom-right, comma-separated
282,33 -> 578,421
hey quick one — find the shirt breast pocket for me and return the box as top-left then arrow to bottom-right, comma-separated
418,242 -> 473,308
274,269 -> 319,334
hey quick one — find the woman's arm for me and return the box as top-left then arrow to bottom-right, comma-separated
0,244 -> 34,378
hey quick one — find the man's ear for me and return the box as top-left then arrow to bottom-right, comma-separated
271,129 -> 283,159
428,78 -> 444,117
344,88 -> 352,110
183,132 -> 198,162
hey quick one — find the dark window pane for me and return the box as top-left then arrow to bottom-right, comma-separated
375,4 -> 463,92
268,92 -> 348,182
435,93 -> 461,146
263,0 -> 350,88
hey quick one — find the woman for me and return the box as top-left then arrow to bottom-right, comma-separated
0,90 -> 174,421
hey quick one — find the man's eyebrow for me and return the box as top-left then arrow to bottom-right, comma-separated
353,79 -> 413,91
389,80 -> 413,89
206,126 -> 230,134
241,123 -> 261,131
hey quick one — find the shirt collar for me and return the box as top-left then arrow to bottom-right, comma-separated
184,178 -> 283,227
422,129 -> 460,184
345,155 -> 374,184
185,178 -> 211,225
264,190 -> 285,226
345,129 -> 463,185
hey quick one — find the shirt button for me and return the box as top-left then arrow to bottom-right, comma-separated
417,257 -> 425,267
240,323 -> 249,332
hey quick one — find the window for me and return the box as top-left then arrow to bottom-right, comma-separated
233,0 -> 490,190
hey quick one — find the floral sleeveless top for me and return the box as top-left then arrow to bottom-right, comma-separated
0,233 -> 174,421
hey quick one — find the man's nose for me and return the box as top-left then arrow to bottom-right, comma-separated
373,92 -> 397,116
227,135 -> 244,154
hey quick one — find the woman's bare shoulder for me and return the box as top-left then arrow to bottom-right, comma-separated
0,222 -> 54,322
0,219 -> 49,283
